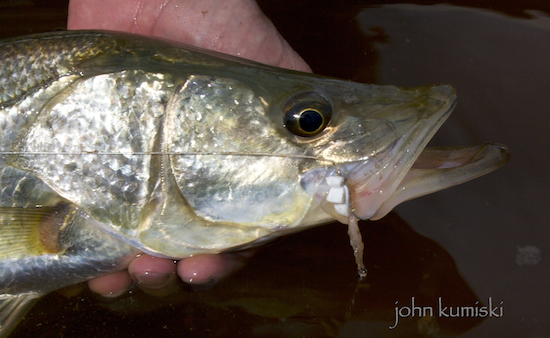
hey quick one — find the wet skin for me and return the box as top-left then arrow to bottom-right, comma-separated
66,0 -> 311,298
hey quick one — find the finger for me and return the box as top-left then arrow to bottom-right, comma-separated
67,0 -> 311,72
67,0 -> 140,31
128,254 -> 179,296
87,270 -> 134,297
177,251 -> 251,289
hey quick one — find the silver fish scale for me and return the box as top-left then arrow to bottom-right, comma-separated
0,32 -> 114,106
166,75 -> 274,153
17,70 -> 174,232
0,76 -> 80,153
0,166 -> 65,208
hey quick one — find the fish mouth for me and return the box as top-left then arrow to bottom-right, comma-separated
364,142 -> 510,220
306,84 -> 509,224
340,87 -> 510,221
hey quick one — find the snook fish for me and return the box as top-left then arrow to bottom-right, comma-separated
0,31 -> 509,335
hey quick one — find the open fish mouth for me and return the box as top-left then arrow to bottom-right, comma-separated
321,141 -> 509,224
318,85 -> 510,223
360,142 -> 510,220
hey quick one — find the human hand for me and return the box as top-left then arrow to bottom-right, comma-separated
68,0 -> 311,71
66,0 -> 311,297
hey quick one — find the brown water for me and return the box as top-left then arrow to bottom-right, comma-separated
3,1 -> 550,337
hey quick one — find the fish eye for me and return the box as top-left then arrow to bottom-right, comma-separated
283,92 -> 332,137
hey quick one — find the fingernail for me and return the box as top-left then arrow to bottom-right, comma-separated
103,289 -> 128,298
134,272 -> 173,288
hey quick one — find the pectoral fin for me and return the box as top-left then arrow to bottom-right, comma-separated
0,205 -> 74,260
0,206 -> 75,336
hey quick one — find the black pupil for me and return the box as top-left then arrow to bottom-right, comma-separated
299,110 -> 323,132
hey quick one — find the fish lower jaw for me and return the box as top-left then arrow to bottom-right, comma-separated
366,143 -> 510,220
350,188 -> 387,220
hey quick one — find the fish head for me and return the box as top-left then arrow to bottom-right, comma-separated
284,82 -> 458,224
165,65 -> 508,244
269,79 -> 509,226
